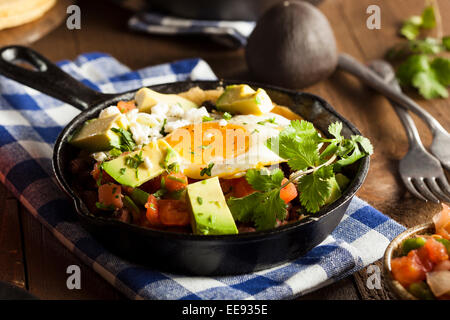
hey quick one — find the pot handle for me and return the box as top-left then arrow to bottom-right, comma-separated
0,45 -> 115,110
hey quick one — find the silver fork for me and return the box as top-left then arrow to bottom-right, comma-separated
339,53 -> 450,171
369,60 -> 450,203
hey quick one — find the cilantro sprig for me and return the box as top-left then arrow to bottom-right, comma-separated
386,1 -> 450,99
227,120 -> 373,231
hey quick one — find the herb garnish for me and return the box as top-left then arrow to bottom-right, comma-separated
125,151 -> 144,179
160,118 -> 167,136
200,163 -> 214,177
257,117 -> 277,125
95,202 -> 115,211
227,120 -> 373,231
386,1 -> 450,99
111,127 -> 136,151
223,112 -> 232,120
202,116 -> 214,122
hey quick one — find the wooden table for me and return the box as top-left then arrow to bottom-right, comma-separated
0,0 -> 449,300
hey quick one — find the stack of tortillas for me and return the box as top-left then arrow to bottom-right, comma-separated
0,0 -> 57,30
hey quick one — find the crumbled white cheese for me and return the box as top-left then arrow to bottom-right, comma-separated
183,107 -> 209,123
167,104 -> 185,117
92,152 -> 107,162
129,122 -> 150,146
164,119 -> 190,133
99,106 -> 120,118
143,157 -> 153,169
151,103 -> 169,116
218,119 -> 228,127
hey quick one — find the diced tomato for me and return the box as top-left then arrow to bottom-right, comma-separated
418,238 -> 449,266
98,183 -> 123,209
91,162 -> 115,185
219,178 -> 235,195
158,200 -> 190,226
280,178 -> 298,204
232,177 -> 255,198
117,100 -> 136,113
140,176 -> 162,194
391,250 -> 427,287
145,195 -> 160,225
165,172 -> 188,192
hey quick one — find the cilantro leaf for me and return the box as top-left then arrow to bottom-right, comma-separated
267,120 -> 322,171
443,36 -> 450,51
396,55 -> 449,99
400,15 -> 422,40
253,190 -> 286,230
111,127 -> 136,151
297,165 -> 334,213
412,70 -> 448,99
421,5 -> 436,29
245,168 -> 284,192
431,57 -> 450,86
227,193 -> 260,223
200,163 -> 214,176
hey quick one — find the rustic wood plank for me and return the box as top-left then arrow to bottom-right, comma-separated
0,184 -> 26,289
19,205 -> 123,300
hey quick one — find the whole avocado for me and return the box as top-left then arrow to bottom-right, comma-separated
245,0 -> 338,89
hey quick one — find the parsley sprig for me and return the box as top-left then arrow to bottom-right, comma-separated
227,120 -> 373,231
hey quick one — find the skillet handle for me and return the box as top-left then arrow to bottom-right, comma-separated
0,45 -> 114,110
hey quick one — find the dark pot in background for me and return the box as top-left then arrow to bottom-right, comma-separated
146,0 -> 325,21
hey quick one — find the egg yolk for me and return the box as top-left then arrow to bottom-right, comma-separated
165,122 -> 250,164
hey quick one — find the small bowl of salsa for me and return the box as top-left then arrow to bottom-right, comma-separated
383,204 -> 450,300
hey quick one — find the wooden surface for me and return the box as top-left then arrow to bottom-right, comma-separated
0,0 -> 449,300
0,0 -> 74,47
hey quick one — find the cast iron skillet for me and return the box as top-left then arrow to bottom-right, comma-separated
0,46 -> 369,275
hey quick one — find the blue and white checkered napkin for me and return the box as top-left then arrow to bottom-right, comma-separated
128,12 -> 256,48
0,53 -> 405,300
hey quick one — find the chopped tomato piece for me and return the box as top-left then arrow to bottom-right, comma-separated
165,172 -> 188,192
391,250 -> 427,287
232,177 -> 255,198
280,178 -> 298,204
98,183 -> 123,209
418,238 -> 449,265
117,100 -> 136,113
158,200 -> 190,226
91,162 -> 115,185
219,178 -> 235,195
145,195 -> 161,225
140,176 -> 162,194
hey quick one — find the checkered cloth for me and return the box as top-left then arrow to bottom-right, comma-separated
128,12 -> 256,48
0,53 -> 405,299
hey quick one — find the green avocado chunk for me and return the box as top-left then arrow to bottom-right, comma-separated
69,115 -> 121,151
216,84 -> 274,115
186,177 -> 238,235
135,88 -> 198,113
335,173 -> 350,192
102,140 -> 177,187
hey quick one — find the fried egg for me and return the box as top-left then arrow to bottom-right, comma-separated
164,113 -> 291,179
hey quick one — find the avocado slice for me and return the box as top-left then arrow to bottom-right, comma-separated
186,177 -> 238,235
69,115 -> 121,152
135,88 -> 198,113
216,84 -> 274,115
102,140 -> 177,187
